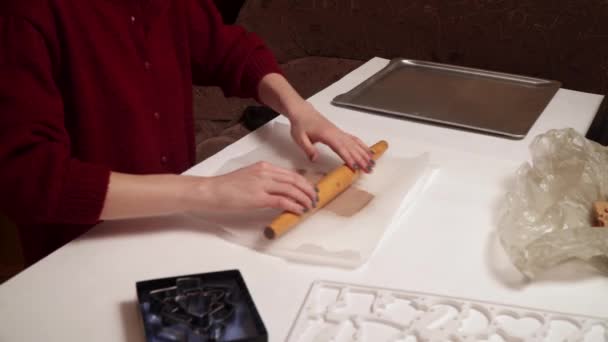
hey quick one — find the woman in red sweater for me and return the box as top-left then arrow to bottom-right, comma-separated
0,0 -> 374,264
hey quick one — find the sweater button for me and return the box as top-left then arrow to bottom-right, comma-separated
130,16 -> 136,24
153,111 -> 160,119
144,61 -> 152,70
161,155 -> 168,164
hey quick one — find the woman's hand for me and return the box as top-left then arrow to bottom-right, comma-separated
99,163 -> 318,220
287,101 -> 374,172
257,73 -> 374,171
194,162 -> 318,214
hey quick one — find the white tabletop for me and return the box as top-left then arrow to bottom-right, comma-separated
0,57 -> 606,342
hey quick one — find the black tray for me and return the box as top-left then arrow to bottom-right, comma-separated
136,270 -> 267,342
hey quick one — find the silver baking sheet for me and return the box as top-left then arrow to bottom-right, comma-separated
332,59 -> 561,139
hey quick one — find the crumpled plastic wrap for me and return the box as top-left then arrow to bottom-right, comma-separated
498,128 -> 608,278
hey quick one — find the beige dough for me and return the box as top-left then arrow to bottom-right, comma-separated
296,168 -> 374,217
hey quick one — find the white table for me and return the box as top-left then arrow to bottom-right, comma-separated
0,57 -> 606,341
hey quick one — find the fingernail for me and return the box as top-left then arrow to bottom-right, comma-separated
315,186 -> 319,193
353,165 -> 360,170
312,201 -> 317,209
370,160 -> 375,166
366,166 -> 373,172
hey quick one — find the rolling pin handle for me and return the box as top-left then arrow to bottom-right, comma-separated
264,227 -> 275,239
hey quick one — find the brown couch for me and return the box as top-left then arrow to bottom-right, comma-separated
194,0 -> 608,162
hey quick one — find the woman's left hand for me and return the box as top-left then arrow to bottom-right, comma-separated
287,101 -> 374,172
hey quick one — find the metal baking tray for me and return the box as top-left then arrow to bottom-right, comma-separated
332,59 -> 561,139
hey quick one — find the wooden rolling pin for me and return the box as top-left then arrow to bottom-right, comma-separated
263,140 -> 389,239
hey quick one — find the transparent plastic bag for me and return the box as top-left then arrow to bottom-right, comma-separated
498,128 -> 608,278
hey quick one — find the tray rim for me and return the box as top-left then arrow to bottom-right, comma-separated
332,58 -> 562,139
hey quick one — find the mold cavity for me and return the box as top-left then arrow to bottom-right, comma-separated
381,298 -> 420,326
460,307 -> 490,335
316,287 -> 340,312
478,334 -> 507,342
544,319 -> 580,341
392,336 -> 418,342
425,304 -> 459,330
583,324 -> 607,342
359,320 -> 402,341
329,320 -> 357,342
301,320 -> 346,342
295,320 -> 333,342
336,291 -> 375,316
495,315 -> 542,338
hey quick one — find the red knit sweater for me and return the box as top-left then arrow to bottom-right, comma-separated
0,0 -> 282,264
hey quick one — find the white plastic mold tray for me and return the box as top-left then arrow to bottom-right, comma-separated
287,281 -> 607,342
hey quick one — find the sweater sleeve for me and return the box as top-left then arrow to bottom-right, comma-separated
0,16 -> 111,225
188,0 -> 283,100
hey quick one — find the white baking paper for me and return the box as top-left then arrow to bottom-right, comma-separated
192,123 -> 434,268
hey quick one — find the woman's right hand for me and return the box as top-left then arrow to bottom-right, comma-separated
191,162 -> 318,214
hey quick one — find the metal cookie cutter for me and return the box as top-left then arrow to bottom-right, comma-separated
147,277 -> 241,342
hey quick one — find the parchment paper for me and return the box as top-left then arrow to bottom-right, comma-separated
192,124 -> 434,268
